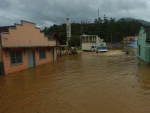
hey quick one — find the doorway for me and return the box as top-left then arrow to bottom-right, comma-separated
28,50 -> 36,67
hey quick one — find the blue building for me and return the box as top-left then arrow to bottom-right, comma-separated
137,26 -> 150,62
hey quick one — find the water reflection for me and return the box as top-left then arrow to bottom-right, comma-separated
0,51 -> 150,113
137,60 -> 150,90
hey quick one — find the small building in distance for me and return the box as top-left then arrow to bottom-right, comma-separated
0,20 -> 57,75
137,26 -> 150,62
47,33 -> 66,56
124,36 -> 137,55
81,35 -> 106,51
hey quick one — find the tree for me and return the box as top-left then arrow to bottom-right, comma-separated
42,15 -> 143,45
68,36 -> 80,47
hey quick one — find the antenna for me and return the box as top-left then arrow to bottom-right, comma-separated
98,9 -> 100,19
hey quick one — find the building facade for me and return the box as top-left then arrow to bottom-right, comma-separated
124,36 -> 137,55
81,35 -> 106,51
47,34 -> 66,56
137,27 -> 150,62
0,21 -> 57,75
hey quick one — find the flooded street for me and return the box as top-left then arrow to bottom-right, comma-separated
0,50 -> 150,113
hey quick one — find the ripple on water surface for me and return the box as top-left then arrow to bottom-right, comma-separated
0,51 -> 150,113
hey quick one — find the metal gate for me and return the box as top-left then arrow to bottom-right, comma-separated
28,50 -> 36,67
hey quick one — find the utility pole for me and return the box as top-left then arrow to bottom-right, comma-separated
66,18 -> 71,46
98,9 -> 100,19
81,21 -> 83,35
80,21 -> 83,50
111,35 -> 113,49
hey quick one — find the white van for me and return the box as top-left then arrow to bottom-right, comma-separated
96,46 -> 107,53
91,45 -> 96,51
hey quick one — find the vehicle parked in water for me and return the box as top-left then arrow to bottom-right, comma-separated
91,45 -> 96,52
96,46 -> 108,53
82,43 -> 92,51
81,35 -> 106,52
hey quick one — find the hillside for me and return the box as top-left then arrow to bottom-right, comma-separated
118,18 -> 150,26
43,17 -> 142,45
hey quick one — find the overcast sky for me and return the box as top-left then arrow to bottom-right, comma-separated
0,0 -> 149,27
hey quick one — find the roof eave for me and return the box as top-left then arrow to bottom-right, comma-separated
2,45 -> 57,48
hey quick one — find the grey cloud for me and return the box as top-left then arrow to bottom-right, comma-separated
0,0 -> 11,10
0,0 -> 150,27
116,0 -> 147,11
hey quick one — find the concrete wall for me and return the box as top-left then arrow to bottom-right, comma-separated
82,43 -> 92,51
138,27 -> 150,62
3,47 -> 57,75
1,21 -> 56,47
3,48 -> 28,74
0,21 -> 57,75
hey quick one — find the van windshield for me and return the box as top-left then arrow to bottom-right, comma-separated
98,46 -> 107,49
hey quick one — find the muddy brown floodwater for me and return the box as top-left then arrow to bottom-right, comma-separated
0,50 -> 150,113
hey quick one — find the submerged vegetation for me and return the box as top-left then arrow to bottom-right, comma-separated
42,16 -> 143,45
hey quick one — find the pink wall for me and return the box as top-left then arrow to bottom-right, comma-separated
54,47 -> 57,60
2,21 -> 56,48
3,47 -> 57,75
36,49 -> 51,66
3,49 -> 28,74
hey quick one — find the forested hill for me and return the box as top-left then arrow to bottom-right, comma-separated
119,18 -> 150,26
42,16 -> 148,44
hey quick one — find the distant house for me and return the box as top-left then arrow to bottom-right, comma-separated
47,33 -> 66,56
124,36 -> 137,47
124,36 -> 137,55
0,20 -> 57,75
124,36 -> 136,42
137,26 -> 150,62
81,35 -> 106,51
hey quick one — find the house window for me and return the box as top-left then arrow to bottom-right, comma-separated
10,51 -> 22,66
39,49 -> 46,60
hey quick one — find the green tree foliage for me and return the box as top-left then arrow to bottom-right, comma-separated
68,36 -> 80,47
42,15 -> 143,45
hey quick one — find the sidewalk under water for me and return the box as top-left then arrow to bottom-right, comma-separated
0,50 -> 150,113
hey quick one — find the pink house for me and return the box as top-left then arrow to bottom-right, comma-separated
0,20 -> 57,75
